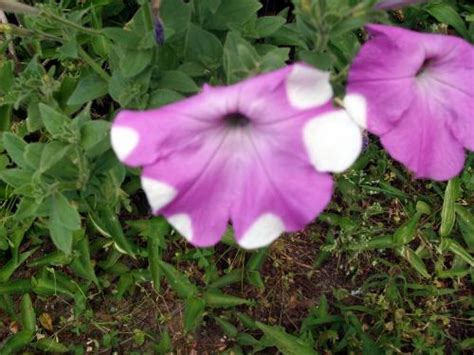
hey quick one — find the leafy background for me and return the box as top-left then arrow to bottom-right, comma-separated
0,0 -> 473,353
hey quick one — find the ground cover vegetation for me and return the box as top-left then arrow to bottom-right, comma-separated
0,0 -> 473,353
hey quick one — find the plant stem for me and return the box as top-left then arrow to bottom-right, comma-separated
77,47 -> 110,82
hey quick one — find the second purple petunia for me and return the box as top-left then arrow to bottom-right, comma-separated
111,64 -> 363,248
345,25 -> 474,181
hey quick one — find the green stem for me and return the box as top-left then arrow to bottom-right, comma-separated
78,47 -> 110,82
40,7 -> 102,36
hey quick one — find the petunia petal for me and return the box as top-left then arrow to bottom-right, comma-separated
239,64 -> 333,124
111,85 -> 241,167
380,97 -> 466,180
346,24 -> 474,180
141,130 -> 234,247
230,122 -> 334,249
303,110 -> 363,173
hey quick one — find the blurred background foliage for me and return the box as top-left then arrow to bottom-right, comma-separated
0,0 -> 473,353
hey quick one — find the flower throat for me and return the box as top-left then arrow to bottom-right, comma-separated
223,112 -> 251,127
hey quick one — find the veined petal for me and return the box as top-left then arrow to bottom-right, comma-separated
346,24 -> 474,180
239,63 -> 333,124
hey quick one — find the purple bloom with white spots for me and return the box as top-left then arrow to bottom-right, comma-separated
344,25 -> 474,181
375,0 -> 426,10
111,64 -> 363,249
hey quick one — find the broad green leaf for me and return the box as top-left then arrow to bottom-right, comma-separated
2,132 -> 27,167
156,71 -> 199,93
79,120 -> 110,152
51,193 -> 81,231
67,73 -> 108,106
39,141 -> 71,173
148,89 -> 184,108
255,16 -> 286,37
39,104 -> 70,137
205,0 -> 262,30
185,24 -> 223,66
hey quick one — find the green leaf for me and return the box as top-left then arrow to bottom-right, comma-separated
398,247 -> 430,279
184,298 -> 206,332
0,330 -> 34,355
49,220 -> 73,255
160,0 -> 192,36
393,212 -> 421,246
204,290 -> 254,308
20,294 -> 36,333
39,141 -> 71,173
255,16 -> 286,37
2,132 -> 27,167
67,73 -> 108,106
35,338 -> 69,353
103,27 -> 142,48
440,238 -> 474,267
51,193 -> 81,230
157,260 -> 198,299
425,3 -> 469,38
205,0 -> 262,30
79,120 -> 110,152
119,48 -> 154,78
256,322 -> 316,355
440,178 -> 459,237
39,104 -> 70,137
148,89 -> 184,108
185,24 -> 223,66
49,193 -> 81,254
157,71 -> 199,94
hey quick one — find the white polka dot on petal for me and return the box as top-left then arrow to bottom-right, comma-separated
168,214 -> 193,242
286,64 -> 333,109
141,177 -> 177,213
303,110 -> 363,173
238,214 -> 285,250
344,93 -> 367,129
110,126 -> 139,161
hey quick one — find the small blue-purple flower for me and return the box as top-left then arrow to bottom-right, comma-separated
154,17 -> 164,44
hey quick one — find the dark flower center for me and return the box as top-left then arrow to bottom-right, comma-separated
416,58 -> 433,77
223,112 -> 251,127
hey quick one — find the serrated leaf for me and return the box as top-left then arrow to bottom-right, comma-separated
256,322 -> 316,355
184,298 -> 206,332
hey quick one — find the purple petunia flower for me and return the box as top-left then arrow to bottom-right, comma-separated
375,0 -> 426,10
111,64 -> 363,249
344,25 -> 474,181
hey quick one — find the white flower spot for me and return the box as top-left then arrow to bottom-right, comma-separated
286,64 -> 333,109
344,93 -> 367,129
110,126 -> 139,161
238,214 -> 285,250
303,110 -> 363,173
168,214 -> 193,242
141,177 -> 177,213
